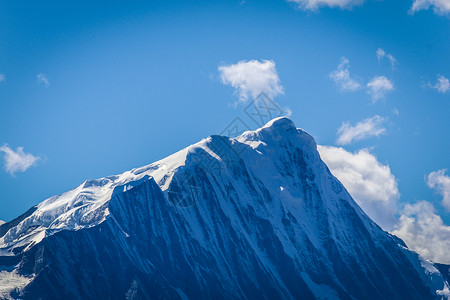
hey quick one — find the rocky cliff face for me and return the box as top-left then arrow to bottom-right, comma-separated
0,117 -> 448,299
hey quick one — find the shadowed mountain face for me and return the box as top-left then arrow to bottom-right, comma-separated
0,117 -> 448,299
436,264 -> 450,283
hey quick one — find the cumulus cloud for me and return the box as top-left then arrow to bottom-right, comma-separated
329,57 -> 362,92
366,76 -> 394,102
36,73 -> 50,87
427,169 -> 450,211
392,201 -> 450,264
318,145 -> 399,229
336,115 -> 386,145
410,0 -> 450,15
431,75 -> 450,93
287,0 -> 364,10
218,59 -> 284,103
0,145 -> 40,176
376,48 -> 397,68
0,74 -> 5,83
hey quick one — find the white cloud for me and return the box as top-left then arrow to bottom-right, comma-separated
318,145 -> 399,229
431,75 -> 450,93
0,220 -> 4,225
336,115 -> 386,145
36,73 -> 50,87
376,48 -> 397,68
284,107 -> 293,118
410,0 -> 450,15
287,0 -> 364,10
0,145 -> 40,176
329,57 -> 362,92
218,59 -> 284,103
392,201 -> 450,264
427,169 -> 450,211
367,76 -> 394,102
0,74 -> 5,83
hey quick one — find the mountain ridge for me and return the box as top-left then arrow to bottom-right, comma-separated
0,117 -> 448,299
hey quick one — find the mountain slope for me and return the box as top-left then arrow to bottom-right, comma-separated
0,117 -> 448,299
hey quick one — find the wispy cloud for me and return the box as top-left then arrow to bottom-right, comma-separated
287,0 -> 364,10
367,76 -> 394,102
376,48 -> 397,68
431,75 -> 450,93
336,115 -> 386,145
318,145 -> 399,230
218,59 -> 284,103
36,73 -> 50,87
427,169 -> 450,211
0,145 -> 40,176
392,201 -> 450,264
329,57 -> 361,92
0,74 -> 5,83
410,0 -> 450,15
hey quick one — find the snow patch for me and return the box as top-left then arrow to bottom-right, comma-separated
0,270 -> 33,299
301,272 -> 340,299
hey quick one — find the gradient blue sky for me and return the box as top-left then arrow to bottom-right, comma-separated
0,0 -> 449,237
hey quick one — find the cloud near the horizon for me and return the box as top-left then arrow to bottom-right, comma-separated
392,201 -> 450,264
318,145 -> 399,230
336,115 -> 386,145
218,59 -> 284,103
0,145 -> 40,176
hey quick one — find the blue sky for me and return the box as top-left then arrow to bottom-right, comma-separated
0,0 -> 449,261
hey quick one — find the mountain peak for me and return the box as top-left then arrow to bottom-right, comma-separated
237,117 -> 317,153
256,117 -> 299,138
261,116 -> 296,130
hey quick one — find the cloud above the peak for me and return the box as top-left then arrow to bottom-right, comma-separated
287,0 -> 364,10
329,57 -> 361,92
0,145 -> 40,176
427,169 -> 450,211
36,73 -> 50,87
431,75 -> 450,93
376,48 -> 397,68
0,74 -> 5,83
318,145 -> 399,230
336,115 -> 386,145
392,201 -> 450,264
329,56 -> 395,103
367,76 -> 394,102
410,0 -> 450,15
218,59 -> 284,103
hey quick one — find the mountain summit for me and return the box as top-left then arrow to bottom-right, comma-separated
0,117 -> 448,299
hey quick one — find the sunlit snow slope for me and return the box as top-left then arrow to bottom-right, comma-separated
0,117 -> 448,299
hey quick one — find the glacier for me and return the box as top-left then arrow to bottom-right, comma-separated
0,117 -> 448,299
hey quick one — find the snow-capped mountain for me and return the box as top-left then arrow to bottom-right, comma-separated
0,117 -> 448,299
